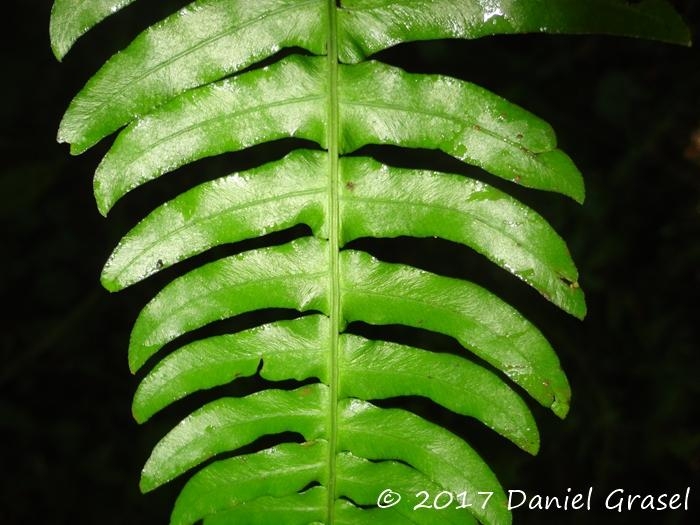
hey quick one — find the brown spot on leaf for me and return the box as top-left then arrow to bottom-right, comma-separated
559,276 -> 579,289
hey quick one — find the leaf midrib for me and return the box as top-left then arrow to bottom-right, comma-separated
325,1 -> 341,523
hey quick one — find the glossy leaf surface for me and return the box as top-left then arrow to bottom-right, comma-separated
50,0 -> 138,60
55,1 -> 690,151
338,0 -> 691,62
57,0 -> 327,153
93,54 -> 582,214
52,0 -> 689,523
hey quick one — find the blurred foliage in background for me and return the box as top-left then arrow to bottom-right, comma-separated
2,1 -> 698,524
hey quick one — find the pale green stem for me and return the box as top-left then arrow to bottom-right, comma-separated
325,0 -> 341,523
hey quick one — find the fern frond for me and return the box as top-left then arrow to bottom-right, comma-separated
52,1 -> 690,523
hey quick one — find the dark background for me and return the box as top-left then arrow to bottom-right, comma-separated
2,1 -> 698,524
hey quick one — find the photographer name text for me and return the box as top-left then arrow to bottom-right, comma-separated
509,486 -> 690,512
376,487 -> 691,512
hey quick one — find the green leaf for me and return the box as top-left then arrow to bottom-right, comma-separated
53,0 -> 689,523
134,311 -> 538,448
338,0 -> 691,62
141,385 -> 327,492
340,334 -> 539,453
338,156 -> 585,317
336,453 -> 478,525
56,1 -> 690,150
101,150 -> 328,291
171,442 -> 327,525
338,400 -> 510,525
57,0 -> 327,153
202,487 -> 327,525
104,150 -> 583,314
337,60 -> 584,202
340,249 -> 571,418
50,0 -> 138,60
93,55 -> 327,215
133,315 -> 329,423
128,237 -> 329,372
94,54 -> 581,215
